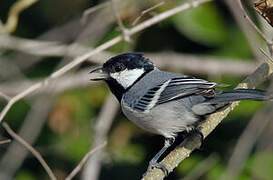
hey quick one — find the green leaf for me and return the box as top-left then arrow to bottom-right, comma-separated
172,2 -> 228,46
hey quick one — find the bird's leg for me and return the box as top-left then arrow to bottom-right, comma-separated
145,137 -> 175,176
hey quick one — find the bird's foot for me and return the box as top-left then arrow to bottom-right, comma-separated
191,128 -> 204,149
143,160 -> 169,177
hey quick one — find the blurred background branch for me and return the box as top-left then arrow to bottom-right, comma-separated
2,122 -> 57,180
66,141 -> 107,180
182,153 -> 219,180
0,0 -> 38,34
220,105 -> 273,180
0,139 -> 11,145
82,95 -> 119,180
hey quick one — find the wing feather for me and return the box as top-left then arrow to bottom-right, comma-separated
133,77 -> 218,112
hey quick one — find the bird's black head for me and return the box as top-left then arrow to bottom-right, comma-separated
90,53 -> 155,101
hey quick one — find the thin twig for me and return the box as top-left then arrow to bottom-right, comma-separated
65,141 -> 107,180
0,0 -> 212,124
237,0 -> 273,55
0,91 -> 11,101
224,0 -> 262,60
111,0 -> 130,42
132,0 -> 167,26
0,0 -> 39,34
260,48 -> 273,63
0,34 -> 258,76
182,153 -> 218,180
82,95 -> 119,180
0,139 -> 11,145
2,122 -> 57,180
0,55 -> 257,97
0,34 -> 67,56
81,1 -> 110,24
0,96 -> 54,180
220,107 -> 272,180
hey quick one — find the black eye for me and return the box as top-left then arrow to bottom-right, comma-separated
114,63 -> 125,72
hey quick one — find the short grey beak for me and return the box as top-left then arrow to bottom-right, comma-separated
89,67 -> 109,81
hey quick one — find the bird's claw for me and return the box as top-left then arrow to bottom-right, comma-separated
144,161 -> 169,176
193,128 -> 204,149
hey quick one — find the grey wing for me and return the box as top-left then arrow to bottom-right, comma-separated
133,77 -> 220,112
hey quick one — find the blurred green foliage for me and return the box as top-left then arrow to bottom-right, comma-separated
248,152 -> 273,180
0,0 -> 272,180
173,3 -> 229,46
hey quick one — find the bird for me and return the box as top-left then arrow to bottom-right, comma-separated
90,52 -> 272,175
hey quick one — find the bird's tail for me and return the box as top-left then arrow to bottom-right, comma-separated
210,89 -> 273,103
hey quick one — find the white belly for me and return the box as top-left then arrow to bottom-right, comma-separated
121,100 -> 199,138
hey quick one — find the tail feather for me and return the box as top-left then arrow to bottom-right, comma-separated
209,89 -> 273,103
192,89 -> 272,116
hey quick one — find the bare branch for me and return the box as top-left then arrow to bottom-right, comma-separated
0,139 -> 11,145
260,48 -> 273,63
111,0 -> 131,42
0,96 -> 54,179
0,92 -> 11,101
0,0 -> 212,124
65,141 -> 107,180
0,53 -> 258,98
142,62 -> 273,179
147,52 -> 257,76
81,1 -> 110,24
224,0 -> 263,60
132,0 -> 167,26
2,122 -> 56,180
220,107 -> 272,180
0,34 -> 68,56
0,34 -> 257,77
0,0 -> 38,34
182,153 -> 218,180
237,0 -> 273,55
82,95 -> 119,180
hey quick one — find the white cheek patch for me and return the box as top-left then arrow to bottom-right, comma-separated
110,68 -> 144,88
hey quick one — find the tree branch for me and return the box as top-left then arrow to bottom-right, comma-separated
111,0 -> 131,42
142,62 -> 273,180
2,122 -> 57,180
65,141 -> 107,180
82,95 -> 119,180
0,96 -> 54,180
0,91 -> 11,101
0,139 -> 11,145
182,153 -> 218,180
81,1 -> 110,24
236,0 -> 273,55
0,34 -> 257,76
132,0 -> 167,26
220,106 -> 273,180
0,0 -> 38,34
224,0 -> 263,60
